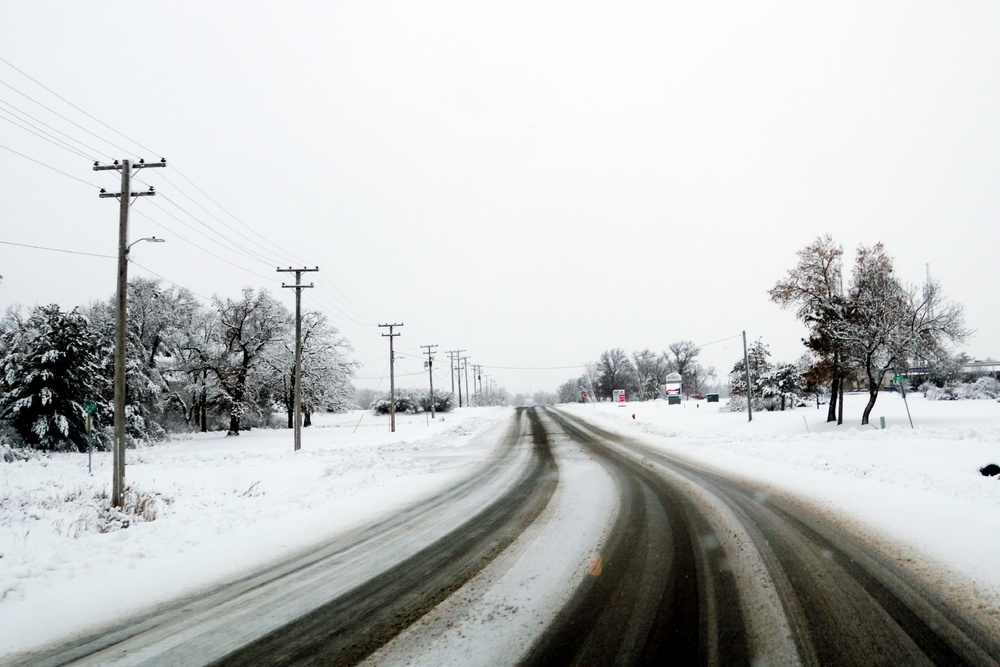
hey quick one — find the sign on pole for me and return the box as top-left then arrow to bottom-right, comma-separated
664,372 -> 682,399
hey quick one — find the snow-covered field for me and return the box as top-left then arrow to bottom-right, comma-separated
2,393 -> 1000,660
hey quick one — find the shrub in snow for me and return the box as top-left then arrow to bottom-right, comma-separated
0,442 -> 37,463
372,389 -> 454,415
922,377 -> 999,401
71,485 -> 163,535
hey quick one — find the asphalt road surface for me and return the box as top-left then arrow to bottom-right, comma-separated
10,406 -> 1000,666
528,407 -> 1000,666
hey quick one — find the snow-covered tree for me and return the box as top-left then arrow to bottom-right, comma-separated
163,305 -> 222,432
556,377 -> 586,403
268,311 -> 358,427
728,339 -> 782,410
769,235 -> 850,423
0,305 -> 106,451
595,348 -> 637,400
665,340 -> 705,395
839,243 -> 969,425
632,349 -> 666,401
208,288 -> 291,435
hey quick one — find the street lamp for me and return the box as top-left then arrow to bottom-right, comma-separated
127,236 -> 165,253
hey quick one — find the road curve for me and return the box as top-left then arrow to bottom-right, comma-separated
12,405 -> 1000,666
532,406 -> 1000,666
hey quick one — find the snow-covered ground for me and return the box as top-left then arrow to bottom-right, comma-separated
2,393 -> 1000,660
0,408 -> 512,656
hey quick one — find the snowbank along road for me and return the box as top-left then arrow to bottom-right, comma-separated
8,406 -> 1000,666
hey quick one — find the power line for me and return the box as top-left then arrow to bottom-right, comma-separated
130,209 -> 280,283
0,239 -> 114,259
0,55 -> 156,156
0,97 -> 111,160
0,75 -> 137,158
481,364 -> 588,370
127,259 -> 212,301
0,109 -> 95,161
1,59 -> 382,346
0,143 -> 95,187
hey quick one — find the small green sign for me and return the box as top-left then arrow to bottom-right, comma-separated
893,374 -> 906,382
83,403 -> 98,414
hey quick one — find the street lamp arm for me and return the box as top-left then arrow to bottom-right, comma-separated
126,236 -> 166,253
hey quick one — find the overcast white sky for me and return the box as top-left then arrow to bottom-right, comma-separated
2,2 -> 998,396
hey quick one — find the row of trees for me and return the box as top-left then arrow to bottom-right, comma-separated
0,278 -> 357,451
770,236 -> 968,425
555,341 -> 716,404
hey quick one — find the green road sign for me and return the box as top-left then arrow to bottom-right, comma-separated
83,403 -> 98,414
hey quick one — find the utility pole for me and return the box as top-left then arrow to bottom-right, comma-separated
421,344 -> 438,418
461,356 -> 471,408
278,267 -> 318,451
472,364 -> 482,406
95,157 -> 166,509
446,351 -> 456,396
379,323 -> 403,431
742,330 -> 753,423
448,349 -> 465,407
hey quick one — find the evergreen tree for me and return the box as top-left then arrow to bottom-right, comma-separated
0,305 -> 107,451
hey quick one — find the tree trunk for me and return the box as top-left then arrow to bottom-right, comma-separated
827,375 -> 839,422
861,384 -> 879,425
304,408 -> 312,428
837,381 -> 844,425
228,412 -> 240,435
861,367 -> 884,425
200,371 -> 208,433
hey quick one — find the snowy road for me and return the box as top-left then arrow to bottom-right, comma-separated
8,406 -> 1000,666
536,407 -> 1000,666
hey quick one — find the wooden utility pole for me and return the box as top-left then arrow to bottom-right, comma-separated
742,330 -> 753,423
421,344 -> 438,418
95,158 -> 166,508
472,364 -> 482,406
278,267 -> 318,451
379,323 -> 403,431
448,349 -> 465,407
461,356 -> 471,408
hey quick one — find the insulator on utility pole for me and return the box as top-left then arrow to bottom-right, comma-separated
279,267 -> 318,451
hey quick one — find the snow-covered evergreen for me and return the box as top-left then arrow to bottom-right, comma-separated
0,304 -> 106,451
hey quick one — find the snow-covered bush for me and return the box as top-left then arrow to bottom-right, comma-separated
922,376 -> 1000,401
372,389 -> 454,415
0,442 -> 37,463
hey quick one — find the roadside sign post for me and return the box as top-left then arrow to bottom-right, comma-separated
894,374 -> 914,429
83,403 -> 97,475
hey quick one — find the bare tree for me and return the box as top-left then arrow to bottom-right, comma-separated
665,340 -> 704,395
